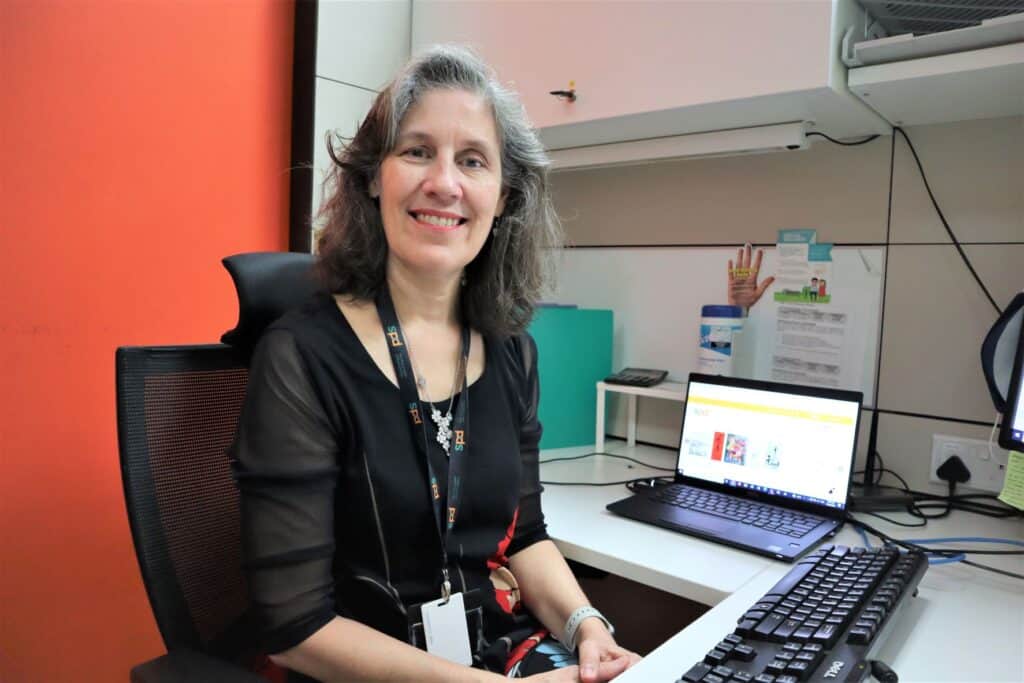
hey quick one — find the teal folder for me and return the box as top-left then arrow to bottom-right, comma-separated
528,307 -> 613,449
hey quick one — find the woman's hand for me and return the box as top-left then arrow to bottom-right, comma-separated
575,619 -> 642,683
727,244 -> 775,310
521,665 -> 581,682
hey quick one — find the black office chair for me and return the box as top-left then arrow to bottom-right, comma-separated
117,252 -> 316,682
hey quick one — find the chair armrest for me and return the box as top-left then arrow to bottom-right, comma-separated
130,650 -> 266,683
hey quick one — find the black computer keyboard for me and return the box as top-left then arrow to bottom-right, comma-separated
678,545 -> 928,683
654,485 -> 822,538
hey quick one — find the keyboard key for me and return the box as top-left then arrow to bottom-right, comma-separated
711,665 -> 734,679
772,618 -> 803,640
724,633 -> 743,645
753,674 -> 776,683
733,644 -> 757,661
764,562 -> 816,599
765,659 -> 788,675
681,662 -> 712,682
847,627 -> 872,645
704,649 -> 729,665
733,672 -> 754,683
791,626 -> 816,643
785,660 -> 811,680
859,614 -> 881,627
735,619 -> 759,636
702,674 -> 725,683
754,614 -> 788,641
811,624 -> 839,647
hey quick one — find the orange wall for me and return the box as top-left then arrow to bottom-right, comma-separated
1,1 -> 293,679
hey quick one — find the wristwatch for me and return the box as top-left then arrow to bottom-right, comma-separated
562,606 -> 615,652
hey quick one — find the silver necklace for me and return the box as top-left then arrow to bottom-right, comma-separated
397,317 -> 464,456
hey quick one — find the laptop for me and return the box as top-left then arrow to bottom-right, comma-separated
607,373 -> 863,561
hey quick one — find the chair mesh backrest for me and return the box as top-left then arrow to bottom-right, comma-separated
117,345 -> 252,656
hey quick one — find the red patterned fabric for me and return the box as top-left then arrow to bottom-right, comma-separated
504,629 -> 548,675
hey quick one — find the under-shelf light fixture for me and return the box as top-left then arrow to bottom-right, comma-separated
547,122 -> 810,172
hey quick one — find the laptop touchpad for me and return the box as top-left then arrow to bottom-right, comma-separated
659,509 -> 733,534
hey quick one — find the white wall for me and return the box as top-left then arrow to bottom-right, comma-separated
550,116 -> 1024,494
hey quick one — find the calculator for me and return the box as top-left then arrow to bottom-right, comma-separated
603,368 -> 668,387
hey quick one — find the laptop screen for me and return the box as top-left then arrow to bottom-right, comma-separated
678,375 -> 862,510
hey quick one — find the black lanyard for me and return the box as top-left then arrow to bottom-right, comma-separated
375,286 -> 470,600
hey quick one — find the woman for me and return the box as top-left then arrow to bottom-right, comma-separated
232,46 -> 641,682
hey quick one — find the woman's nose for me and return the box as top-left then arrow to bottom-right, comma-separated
423,157 -> 462,200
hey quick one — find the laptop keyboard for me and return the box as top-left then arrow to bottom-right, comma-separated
652,485 -> 822,538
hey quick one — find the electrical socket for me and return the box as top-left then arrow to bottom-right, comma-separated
930,434 -> 1010,493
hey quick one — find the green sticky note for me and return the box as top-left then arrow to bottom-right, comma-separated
997,451 -> 1024,511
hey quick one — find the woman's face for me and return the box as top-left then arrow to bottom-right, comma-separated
373,89 -> 506,281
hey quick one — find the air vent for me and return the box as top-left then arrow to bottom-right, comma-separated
860,1 -> 1024,36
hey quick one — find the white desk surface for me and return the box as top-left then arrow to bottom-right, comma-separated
540,442 -> 772,605
540,442 -> 1024,683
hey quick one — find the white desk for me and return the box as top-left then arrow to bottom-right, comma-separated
540,442 -> 1024,682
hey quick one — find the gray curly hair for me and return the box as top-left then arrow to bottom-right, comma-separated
316,44 -> 563,338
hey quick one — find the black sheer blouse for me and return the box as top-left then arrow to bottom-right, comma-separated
231,293 -> 549,656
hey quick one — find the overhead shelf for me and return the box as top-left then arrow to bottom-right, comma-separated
846,12 -> 1024,126
848,42 -> 1024,126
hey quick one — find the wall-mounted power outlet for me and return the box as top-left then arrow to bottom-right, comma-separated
930,434 -> 1009,493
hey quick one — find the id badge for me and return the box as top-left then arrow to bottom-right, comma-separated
421,592 -> 472,666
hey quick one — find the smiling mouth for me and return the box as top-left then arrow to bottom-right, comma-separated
410,212 -> 468,230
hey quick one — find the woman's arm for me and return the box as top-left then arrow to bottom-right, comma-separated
507,540 -> 589,644
509,541 -> 639,683
507,335 -> 638,681
270,617 -> 504,683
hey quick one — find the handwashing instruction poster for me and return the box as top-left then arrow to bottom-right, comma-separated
766,230 -> 861,390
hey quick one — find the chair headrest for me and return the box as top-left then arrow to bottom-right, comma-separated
220,252 -> 318,352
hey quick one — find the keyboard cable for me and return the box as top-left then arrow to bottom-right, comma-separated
869,659 -> 899,683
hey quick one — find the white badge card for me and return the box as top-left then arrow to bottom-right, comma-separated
421,592 -> 472,666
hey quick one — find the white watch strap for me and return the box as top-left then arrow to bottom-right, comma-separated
562,606 -> 615,652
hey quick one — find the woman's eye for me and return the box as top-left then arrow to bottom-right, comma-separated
462,156 -> 486,169
403,147 -> 429,159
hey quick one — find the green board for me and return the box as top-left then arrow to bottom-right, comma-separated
528,307 -> 613,449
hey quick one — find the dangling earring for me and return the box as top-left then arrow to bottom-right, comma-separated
492,215 -> 502,237
460,272 -> 467,287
